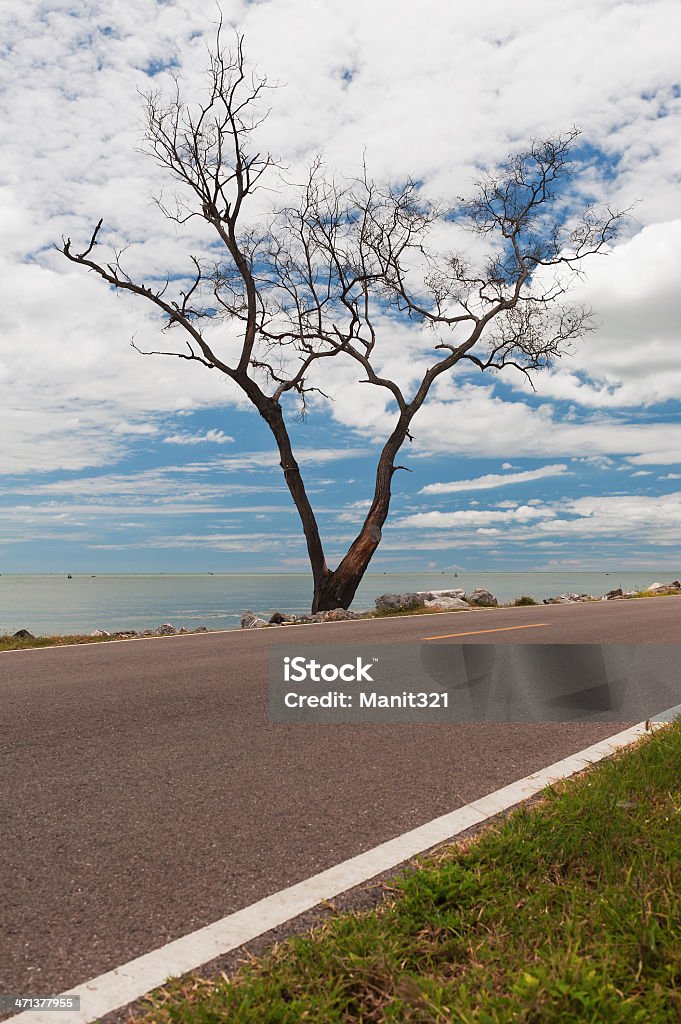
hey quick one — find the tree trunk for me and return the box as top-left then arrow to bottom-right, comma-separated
250,389 -> 332,604
310,415 -> 412,612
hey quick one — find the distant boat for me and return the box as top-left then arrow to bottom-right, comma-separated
67,574 -> 72,579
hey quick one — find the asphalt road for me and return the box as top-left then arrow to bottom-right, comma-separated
2,598 -> 680,998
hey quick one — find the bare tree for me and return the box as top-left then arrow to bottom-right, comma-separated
61,33 -> 625,612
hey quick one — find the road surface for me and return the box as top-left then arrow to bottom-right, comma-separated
1,598 -> 680,997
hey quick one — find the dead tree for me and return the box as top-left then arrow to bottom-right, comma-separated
61,33 -> 625,612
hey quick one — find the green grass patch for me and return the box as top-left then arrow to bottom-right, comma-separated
512,595 -> 539,606
135,721 -> 681,1023
0,633 -> 119,652
369,604 -> 469,619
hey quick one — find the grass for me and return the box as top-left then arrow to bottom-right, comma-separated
512,595 -> 539,606
368,604 -> 469,619
133,720 -> 681,1024
0,632 -> 118,652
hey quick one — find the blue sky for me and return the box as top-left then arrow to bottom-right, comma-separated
1,0 -> 681,574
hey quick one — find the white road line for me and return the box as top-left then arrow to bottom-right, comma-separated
8,713 -> 678,1024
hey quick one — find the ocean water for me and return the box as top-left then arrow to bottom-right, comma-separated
0,571 -> 678,636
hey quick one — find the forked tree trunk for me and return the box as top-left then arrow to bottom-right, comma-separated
311,420 -> 411,612
256,384 -> 415,614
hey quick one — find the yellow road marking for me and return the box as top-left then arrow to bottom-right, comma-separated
423,623 -> 550,641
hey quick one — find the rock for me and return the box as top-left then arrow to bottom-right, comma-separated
241,610 -> 267,629
375,592 -> 425,612
604,588 -> 623,600
179,627 -> 189,634
142,629 -> 155,637
419,589 -> 466,601
90,629 -> 111,637
193,626 -> 208,632
156,623 -> 178,636
12,628 -> 34,639
311,608 -> 357,622
269,611 -> 297,625
114,630 -> 138,638
646,580 -> 681,593
423,596 -> 471,611
466,588 -> 498,607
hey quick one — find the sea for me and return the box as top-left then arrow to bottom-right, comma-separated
1,571 -> 679,636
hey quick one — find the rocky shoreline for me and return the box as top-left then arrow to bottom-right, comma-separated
8,580 -> 679,641
239,579 -> 681,629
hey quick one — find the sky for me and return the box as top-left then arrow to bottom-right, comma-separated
1,0 -> 681,574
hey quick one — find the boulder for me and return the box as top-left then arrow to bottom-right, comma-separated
156,623 -> 178,636
646,580 -> 681,593
423,596 -> 471,611
241,610 -> 267,629
375,592 -> 425,612
90,629 -> 111,637
193,626 -> 208,633
269,611 -> 297,625
419,589 -> 466,601
12,628 -> 34,639
604,588 -> 623,600
311,608 -> 357,622
466,588 -> 498,607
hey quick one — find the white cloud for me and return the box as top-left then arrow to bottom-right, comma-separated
391,489 -> 681,551
400,504 -> 551,528
421,463 -> 569,494
510,221 -> 681,410
162,429 -> 234,445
